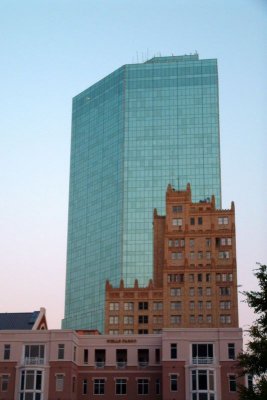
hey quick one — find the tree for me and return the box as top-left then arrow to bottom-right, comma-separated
238,264 -> 267,399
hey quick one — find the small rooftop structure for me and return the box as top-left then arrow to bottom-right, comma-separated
0,307 -> 47,330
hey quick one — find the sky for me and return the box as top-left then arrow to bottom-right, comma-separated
0,0 -> 266,332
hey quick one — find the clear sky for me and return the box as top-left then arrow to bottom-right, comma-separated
0,0 -> 266,331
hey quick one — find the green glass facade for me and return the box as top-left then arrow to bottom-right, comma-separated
63,55 -> 221,331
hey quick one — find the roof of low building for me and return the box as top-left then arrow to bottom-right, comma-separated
0,309 -> 45,330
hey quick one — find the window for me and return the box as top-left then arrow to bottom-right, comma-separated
190,315 -> 195,323
206,238 -> 211,247
189,287 -> 195,296
173,205 -> 182,213
20,370 -> 43,398
206,301 -> 212,309
171,252 -> 182,260
198,315 -> 203,323
219,251 -> 230,259
24,345 -> 45,365
170,288 -> 181,296
56,374 -> 64,391
116,379 -> 127,395
220,301 -> 231,309
169,239 -> 183,247
124,316 -> 134,324
155,348 -> 160,363
138,315 -> 148,324
170,343 -> 177,359
73,346 -> 76,362
190,251 -> 195,260
190,301 -> 195,310
170,374 -> 178,391
139,302 -> 148,310
109,316 -> 119,324
58,344 -> 65,360
247,374 -> 253,390
109,302 -> 119,311
138,349 -> 149,366
198,273 -> 202,282
207,315 -> 212,323
220,315 -> 231,324
169,238 -> 185,247
206,273 -> 211,282
153,315 -> 163,324
197,287 -> 203,296
82,379 -> 87,395
1,374 -> 9,391
116,349 -> 127,368
198,217 -> 203,225
198,251 -> 203,259
229,375 -> 237,392
171,301 -> 181,310
156,378 -> 161,395
3,345 -> 10,360
94,379 -> 105,395
192,344 -> 213,364
138,329 -> 148,334
206,287 -> 212,296
72,376 -> 76,393
84,349 -> 88,364
228,343 -> 235,360
217,273 -> 232,282
220,287 -> 231,296
190,217 -> 195,225
95,349 -> 105,367
170,315 -> 181,324
191,369 -> 215,398
198,301 -> 203,310
168,274 -> 184,283
137,379 -> 149,395
218,216 -> 229,225
206,252 -> 211,259
190,239 -> 195,247
153,302 -> 163,310
189,274 -> 194,282
124,302 -> 134,311
124,329 -> 134,335
172,218 -> 182,226
109,329 -> 119,335
220,237 -> 232,246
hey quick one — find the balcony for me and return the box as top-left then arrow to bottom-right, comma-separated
138,361 -> 149,368
95,349 -> 105,368
138,349 -> 149,368
23,357 -> 45,365
95,361 -> 105,368
116,361 -> 127,369
116,349 -> 127,369
192,357 -> 214,365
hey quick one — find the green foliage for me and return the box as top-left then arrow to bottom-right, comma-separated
238,264 -> 267,399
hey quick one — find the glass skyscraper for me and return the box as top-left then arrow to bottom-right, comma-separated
62,54 -> 221,331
